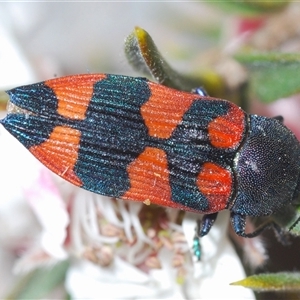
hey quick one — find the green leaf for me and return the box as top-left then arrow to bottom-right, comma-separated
124,26 -> 201,91
0,90 -> 8,111
286,206 -> 300,236
207,1 -> 289,16
5,260 -> 69,299
235,52 -> 300,103
231,272 -> 300,291
124,26 -> 225,97
270,203 -> 300,236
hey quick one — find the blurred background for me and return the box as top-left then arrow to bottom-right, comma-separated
0,2 -> 221,84
1,2 -> 300,299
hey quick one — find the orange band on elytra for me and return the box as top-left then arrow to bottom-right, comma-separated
197,162 -> 232,213
122,147 -> 172,205
30,125 -> 82,186
45,74 -> 107,120
208,104 -> 245,149
141,83 -> 197,139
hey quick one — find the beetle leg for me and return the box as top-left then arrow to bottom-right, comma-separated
193,220 -> 202,261
231,212 -> 274,238
197,212 -> 218,237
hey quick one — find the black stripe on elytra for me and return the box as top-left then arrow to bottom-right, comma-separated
147,100 -> 240,212
2,83 -> 60,149
74,75 -> 151,197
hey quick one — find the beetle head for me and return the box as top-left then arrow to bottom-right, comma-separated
231,115 -> 300,217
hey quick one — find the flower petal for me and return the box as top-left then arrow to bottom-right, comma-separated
66,257 -> 185,299
182,211 -> 255,299
24,169 -> 69,259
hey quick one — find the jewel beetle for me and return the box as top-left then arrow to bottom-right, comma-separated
1,74 -> 300,238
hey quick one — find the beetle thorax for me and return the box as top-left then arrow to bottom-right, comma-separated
231,115 -> 300,217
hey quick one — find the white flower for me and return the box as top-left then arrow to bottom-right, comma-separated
0,133 -> 255,299
0,6 -> 255,298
